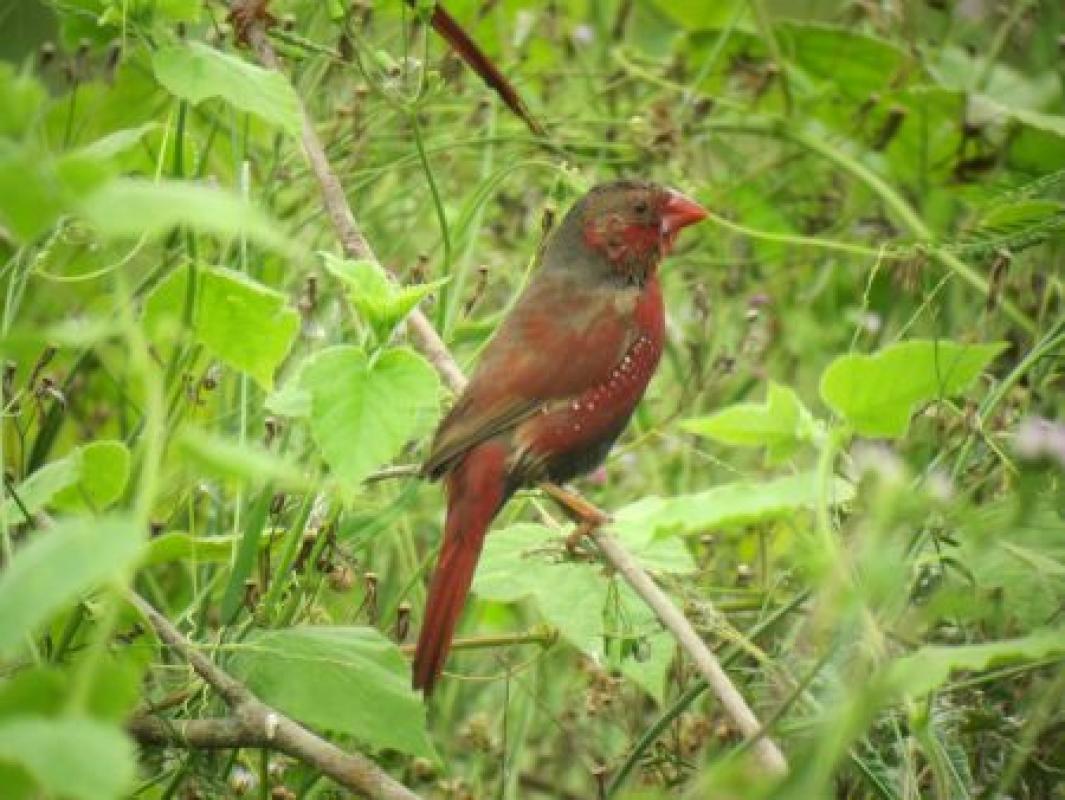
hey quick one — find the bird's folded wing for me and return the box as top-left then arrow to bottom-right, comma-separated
422,275 -> 637,478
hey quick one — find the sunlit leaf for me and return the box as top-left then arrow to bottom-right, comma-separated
52,440 -> 131,512
0,517 -> 144,657
228,626 -> 435,758
321,253 -> 446,341
681,381 -> 819,462
153,42 -> 301,134
144,265 -> 300,390
885,630 -> 1065,697
80,178 -> 301,258
300,346 -> 440,486
173,427 -> 312,491
0,717 -> 136,800
613,472 -> 853,539
819,339 -> 1009,437
0,63 -> 46,139
0,454 -> 82,523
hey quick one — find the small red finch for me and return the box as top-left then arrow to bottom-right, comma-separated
414,180 -> 707,695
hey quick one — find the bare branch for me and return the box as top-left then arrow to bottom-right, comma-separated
236,6 -> 788,777
128,594 -> 423,800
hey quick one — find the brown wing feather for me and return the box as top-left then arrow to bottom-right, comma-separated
423,274 -> 637,479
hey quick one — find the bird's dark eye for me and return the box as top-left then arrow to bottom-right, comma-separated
633,200 -> 648,214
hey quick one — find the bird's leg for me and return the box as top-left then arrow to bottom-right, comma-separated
540,483 -> 611,553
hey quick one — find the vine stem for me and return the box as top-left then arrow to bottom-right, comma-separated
128,593 -> 422,800
238,9 -> 788,779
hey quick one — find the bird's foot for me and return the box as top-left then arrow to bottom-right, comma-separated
540,482 -> 611,557
564,519 -> 601,556
541,482 -> 611,528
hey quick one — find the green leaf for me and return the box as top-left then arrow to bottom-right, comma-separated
143,530 -> 276,566
73,122 -> 160,161
0,142 -> 109,242
0,517 -> 144,656
613,471 -> 853,539
885,630 -> 1065,698
681,382 -> 819,462
649,0 -> 754,32
144,265 -> 300,390
53,440 -> 131,512
474,524 -> 608,654
473,524 -> 681,701
172,427 -> 312,491
301,346 -> 440,486
819,339 -> 1009,437
321,253 -> 445,341
1,455 -> 82,523
970,199 -> 1065,242
777,22 -> 911,100
152,42 -> 301,135
0,716 -> 136,800
227,626 -> 435,758
79,178 -> 301,258
0,64 -> 46,139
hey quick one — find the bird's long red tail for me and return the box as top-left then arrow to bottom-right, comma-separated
412,442 -> 507,696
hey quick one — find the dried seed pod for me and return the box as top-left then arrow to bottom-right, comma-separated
243,580 -> 261,611
986,248 -> 1012,312
264,416 -> 281,447
872,105 -> 907,151
395,601 -> 411,642
38,41 -> 56,68
363,571 -> 378,624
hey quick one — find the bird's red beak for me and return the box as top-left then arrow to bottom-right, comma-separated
661,190 -> 708,236
659,190 -> 707,255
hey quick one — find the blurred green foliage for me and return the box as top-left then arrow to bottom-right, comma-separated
1,0 -> 1064,798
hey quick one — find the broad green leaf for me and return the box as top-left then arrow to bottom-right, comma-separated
613,472 -> 853,539
172,427 -> 312,491
473,523 -> 683,701
0,517 -> 144,656
0,143 -> 109,242
80,178 -> 301,258
152,42 -> 300,135
301,346 -> 440,486
970,199 -> 1065,242
1,455 -> 82,523
0,64 -> 46,138
649,0 -> 754,32
778,22 -> 911,100
885,630 -> 1065,698
53,440 -> 131,512
265,357 -> 310,418
0,716 -> 136,800
681,382 -> 819,462
475,524 -> 607,653
144,265 -> 299,390
143,530 -> 277,566
0,668 -> 67,717
819,340 -> 1009,437
321,253 -> 446,341
228,626 -> 434,758
73,122 -> 160,161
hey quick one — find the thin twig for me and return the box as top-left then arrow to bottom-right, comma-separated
238,10 -> 788,778
128,593 -> 423,800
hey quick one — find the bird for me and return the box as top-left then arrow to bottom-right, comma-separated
413,180 -> 708,695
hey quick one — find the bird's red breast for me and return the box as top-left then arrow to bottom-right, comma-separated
413,180 -> 707,695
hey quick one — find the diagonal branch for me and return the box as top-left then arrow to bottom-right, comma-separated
128,594 -> 423,800
238,9 -> 788,778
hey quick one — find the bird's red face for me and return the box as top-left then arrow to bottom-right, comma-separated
581,185 -> 708,276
